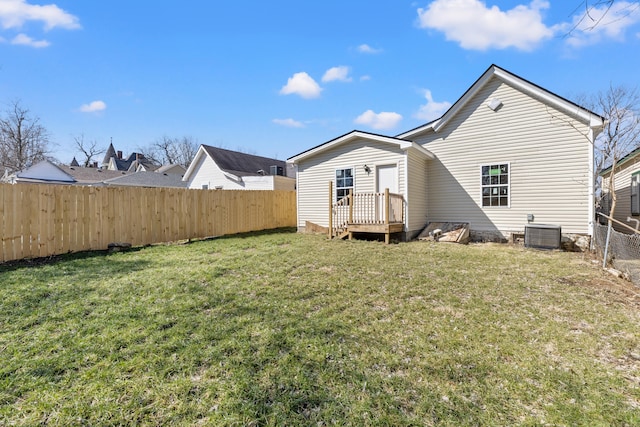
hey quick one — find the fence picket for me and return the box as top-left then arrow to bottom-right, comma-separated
0,184 -> 296,263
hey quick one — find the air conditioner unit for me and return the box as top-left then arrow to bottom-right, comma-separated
270,165 -> 284,176
524,224 -> 562,250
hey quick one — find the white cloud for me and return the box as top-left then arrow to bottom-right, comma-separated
414,89 -> 451,121
564,1 -> 640,47
357,44 -> 382,54
279,72 -> 322,99
0,0 -> 80,30
354,110 -> 403,130
79,100 -> 107,113
10,33 -> 48,47
272,118 -> 304,128
322,66 -> 352,83
360,75 -> 371,82
417,0 -> 554,51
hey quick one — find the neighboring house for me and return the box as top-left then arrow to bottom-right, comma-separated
103,171 -> 188,188
59,165 -> 130,185
2,159 -> 129,186
5,159 -> 188,189
183,144 -> 296,190
2,160 -> 77,185
288,64 -> 604,246
103,142 -> 158,172
600,146 -> 640,233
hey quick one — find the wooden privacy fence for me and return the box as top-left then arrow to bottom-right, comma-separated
0,184 -> 297,263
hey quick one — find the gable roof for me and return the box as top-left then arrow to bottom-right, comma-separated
108,152 -> 157,172
397,64 -> 605,139
183,144 -> 290,182
287,130 -> 434,164
14,160 -> 76,183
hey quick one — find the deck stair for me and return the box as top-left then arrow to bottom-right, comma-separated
328,184 -> 405,244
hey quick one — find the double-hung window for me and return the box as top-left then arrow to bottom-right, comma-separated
336,168 -> 354,202
632,172 -> 640,216
481,164 -> 509,207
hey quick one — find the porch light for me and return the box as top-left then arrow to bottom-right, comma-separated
363,164 -> 371,174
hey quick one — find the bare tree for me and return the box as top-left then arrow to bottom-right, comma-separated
139,136 -> 199,168
594,85 -> 640,221
0,100 -> 52,174
73,134 -> 105,167
568,1 -> 640,34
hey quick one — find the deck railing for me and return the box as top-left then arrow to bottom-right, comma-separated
330,186 -> 405,237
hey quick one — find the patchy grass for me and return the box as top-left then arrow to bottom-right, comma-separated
0,231 -> 639,426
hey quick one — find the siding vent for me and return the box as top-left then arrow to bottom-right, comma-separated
525,224 -> 561,250
487,98 -> 502,111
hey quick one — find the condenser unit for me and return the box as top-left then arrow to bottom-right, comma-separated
524,224 -> 562,250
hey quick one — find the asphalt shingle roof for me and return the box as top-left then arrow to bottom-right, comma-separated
202,145 -> 291,177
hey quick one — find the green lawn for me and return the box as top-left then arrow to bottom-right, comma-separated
1,230 -> 639,426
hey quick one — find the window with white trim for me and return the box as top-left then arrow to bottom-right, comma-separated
481,164 -> 509,207
336,168 -> 354,202
631,172 -> 640,216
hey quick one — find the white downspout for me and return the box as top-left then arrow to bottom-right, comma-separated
588,127 -> 595,240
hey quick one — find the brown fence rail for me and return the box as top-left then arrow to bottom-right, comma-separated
0,184 -> 297,262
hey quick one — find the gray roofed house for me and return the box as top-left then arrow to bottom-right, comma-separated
103,171 -> 188,188
1,160 -> 130,185
102,143 -> 117,167
182,145 -> 296,190
59,165 -> 130,185
2,160 -> 77,184
102,142 -> 159,172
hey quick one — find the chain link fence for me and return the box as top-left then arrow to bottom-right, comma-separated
593,222 -> 640,286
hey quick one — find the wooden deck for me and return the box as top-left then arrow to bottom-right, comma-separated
329,183 -> 405,244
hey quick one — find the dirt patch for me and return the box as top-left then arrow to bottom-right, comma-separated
558,274 -> 640,309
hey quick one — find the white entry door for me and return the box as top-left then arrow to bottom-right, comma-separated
376,165 -> 398,222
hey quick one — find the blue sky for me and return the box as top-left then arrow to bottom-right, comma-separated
1,0 -> 639,164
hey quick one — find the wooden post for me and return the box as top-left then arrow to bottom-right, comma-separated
328,181 -> 333,239
384,188 -> 390,225
384,188 -> 390,244
348,189 -> 353,224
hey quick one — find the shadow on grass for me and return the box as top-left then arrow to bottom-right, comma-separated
0,227 -> 298,272
0,246 -> 148,273
188,226 -> 298,243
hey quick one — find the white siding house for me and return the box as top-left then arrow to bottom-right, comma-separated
288,65 -> 604,244
289,132 -> 434,237
600,148 -> 640,233
3,160 -> 76,185
183,145 -> 296,191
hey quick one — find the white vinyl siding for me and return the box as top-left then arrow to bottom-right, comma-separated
631,172 -> 640,216
415,78 -> 592,235
602,155 -> 640,232
296,139 -> 407,229
186,153 -> 294,190
406,149 -> 429,237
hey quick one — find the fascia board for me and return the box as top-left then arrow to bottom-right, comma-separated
288,131 -> 420,163
493,68 -> 604,129
181,146 -> 208,182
